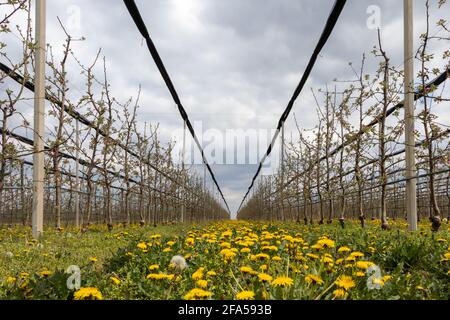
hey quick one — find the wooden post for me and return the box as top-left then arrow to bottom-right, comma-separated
404,0 -> 418,231
32,0 -> 46,238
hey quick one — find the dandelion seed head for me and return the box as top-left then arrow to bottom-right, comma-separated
170,255 -> 188,270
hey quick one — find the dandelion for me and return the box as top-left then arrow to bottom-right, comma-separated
73,287 -> 103,300
200,271 -> 214,278
251,253 -> 270,261
89,256 -> 98,263
383,275 -> 392,282
137,242 -> 147,250
272,256 -> 282,261
317,238 -> 335,248
240,247 -> 251,253
192,267 -> 205,280
304,274 -> 324,285
220,249 -> 237,260
355,261 -> 374,270
335,275 -> 356,290
338,246 -> 351,253
236,290 -> 255,300
272,276 -> 294,287
3,251 -> 13,259
170,255 -> 188,270
196,280 -> 208,288
149,264 -> 160,271
333,288 -> 348,299
110,276 -> 121,285
39,270 -> 52,277
261,245 -> 278,251
350,251 -> 364,258
146,273 -> 175,280
5,276 -> 16,284
258,273 -> 273,282
240,266 -> 254,274
183,288 -> 212,300
306,253 -> 320,260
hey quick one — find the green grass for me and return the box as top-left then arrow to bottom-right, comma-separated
0,224 -> 188,282
0,220 -> 449,300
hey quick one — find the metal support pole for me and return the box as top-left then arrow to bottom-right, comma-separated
180,120 -> 186,223
203,164 -> 206,221
280,122 -> 285,220
404,0 -> 418,231
75,119 -> 80,228
32,0 -> 46,239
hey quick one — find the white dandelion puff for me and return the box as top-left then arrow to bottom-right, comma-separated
3,251 -> 13,259
170,255 -> 188,270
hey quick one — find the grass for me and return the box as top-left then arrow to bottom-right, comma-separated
0,220 -> 449,300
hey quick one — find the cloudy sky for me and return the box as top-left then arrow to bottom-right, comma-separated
3,0 -> 449,217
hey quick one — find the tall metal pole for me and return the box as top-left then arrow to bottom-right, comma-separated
32,0 -> 46,239
180,120 -> 186,223
75,119 -> 80,228
404,0 -> 417,231
203,163 -> 206,221
280,122 -> 285,220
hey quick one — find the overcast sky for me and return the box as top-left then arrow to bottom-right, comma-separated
3,0 -> 449,217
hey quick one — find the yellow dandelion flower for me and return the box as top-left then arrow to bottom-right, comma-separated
73,287 -> 103,300
335,275 -> 356,290
236,290 -> 255,300
350,251 -> 364,258
196,280 -> 208,288
148,264 -> 159,271
110,276 -> 121,285
207,271 -> 217,277
272,276 -> 294,287
382,275 -> 392,282
183,288 -> 212,300
317,238 -> 335,248
240,266 -> 254,274
39,270 -> 52,277
240,247 -> 251,253
220,249 -> 237,260
192,267 -> 205,280
338,246 -> 351,253
306,253 -> 320,259
137,242 -> 147,250
6,276 -> 16,284
272,256 -> 282,261
258,273 -> 273,282
355,261 -> 374,270
333,288 -> 348,299
304,274 -> 324,285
